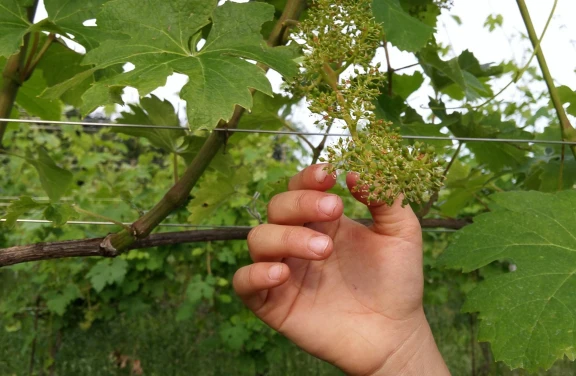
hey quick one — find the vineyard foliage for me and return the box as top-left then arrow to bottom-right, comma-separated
1,0 -> 576,374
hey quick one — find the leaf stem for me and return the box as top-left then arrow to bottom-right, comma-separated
394,62 -> 420,73
516,0 -> 576,159
383,38 -> 393,96
321,62 -> 358,138
24,34 -> 56,81
22,32 -> 40,82
311,121 -> 334,164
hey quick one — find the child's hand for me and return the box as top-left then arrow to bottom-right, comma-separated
234,164 -> 449,375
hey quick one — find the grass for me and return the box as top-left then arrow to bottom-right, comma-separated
1,306 -> 576,375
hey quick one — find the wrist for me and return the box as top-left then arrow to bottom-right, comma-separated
370,314 -> 450,376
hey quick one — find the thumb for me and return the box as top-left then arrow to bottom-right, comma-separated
346,172 -> 422,241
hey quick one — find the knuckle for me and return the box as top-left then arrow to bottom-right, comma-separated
247,225 -> 262,245
247,264 -> 257,287
280,226 -> 296,248
292,191 -> 307,212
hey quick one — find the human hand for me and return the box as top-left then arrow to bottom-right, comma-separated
233,164 -> 449,375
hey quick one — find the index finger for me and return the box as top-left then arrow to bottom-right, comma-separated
288,164 -> 337,191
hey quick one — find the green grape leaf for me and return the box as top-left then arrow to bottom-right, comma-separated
432,101 -> 531,171
372,0 -> 434,53
236,92 -> 297,136
3,196 -> 44,228
419,48 -> 497,101
113,95 -> 205,164
0,54 -> 63,120
419,46 -> 466,92
45,1 -> 298,130
184,275 -> 215,305
0,0 -> 34,58
458,50 -> 503,79
43,203 -> 76,226
392,71 -> 424,100
438,191 -> 576,371
0,0 -> 111,58
440,167 -> 493,217
38,0 -> 112,50
37,42 -> 94,107
220,323 -> 251,351
25,148 -> 73,202
557,85 -> 576,118
44,283 -> 82,316
374,94 -> 405,125
86,258 -> 128,293
399,122 -> 452,149
15,70 -> 62,120
187,167 -> 251,224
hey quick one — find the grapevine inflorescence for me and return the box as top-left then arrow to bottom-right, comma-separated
291,0 -> 444,206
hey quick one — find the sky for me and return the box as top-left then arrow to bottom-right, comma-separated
34,0 -> 576,132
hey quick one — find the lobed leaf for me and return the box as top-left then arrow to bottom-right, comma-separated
0,0 -> 111,58
45,1 -> 298,130
2,196 -> 44,228
372,0 -> 434,53
25,148 -> 73,202
438,191 -> 576,371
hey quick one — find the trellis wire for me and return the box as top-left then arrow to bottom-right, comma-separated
2,118 -> 575,145
0,196 -> 122,202
0,218 -> 456,232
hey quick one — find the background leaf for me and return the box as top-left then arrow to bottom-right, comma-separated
438,191 -> 576,371
25,148 -> 73,202
372,0 -> 434,52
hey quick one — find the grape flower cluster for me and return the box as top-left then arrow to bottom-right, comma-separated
290,0 -> 444,206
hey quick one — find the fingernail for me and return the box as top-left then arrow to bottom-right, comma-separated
319,196 -> 338,216
268,264 -> 283,280
308,236 -> 329,256
315,167 -> 327,183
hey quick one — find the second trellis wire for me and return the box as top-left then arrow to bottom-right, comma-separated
0,219 -> 456,232
2,118 -> 576,145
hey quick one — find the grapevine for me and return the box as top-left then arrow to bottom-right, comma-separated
291,0 -> 444,205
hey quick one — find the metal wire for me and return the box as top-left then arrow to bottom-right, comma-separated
0,196 -> 122,202
2,118 -> 575,145
1,118 -> 183,130
0,218 -> 455,232
0,218 -> 251,229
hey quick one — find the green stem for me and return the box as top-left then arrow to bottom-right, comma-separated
104,0 -> 307,252
24,34 -> 56,81
516,0 -> 576,159
0,54 -> 25,147
321,63 -> 358,138
22,32 -> 39,81
173,153 -> 179,184
311,121 -> 334,164
0,0 -> 41,146
382,38 -> 393,96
